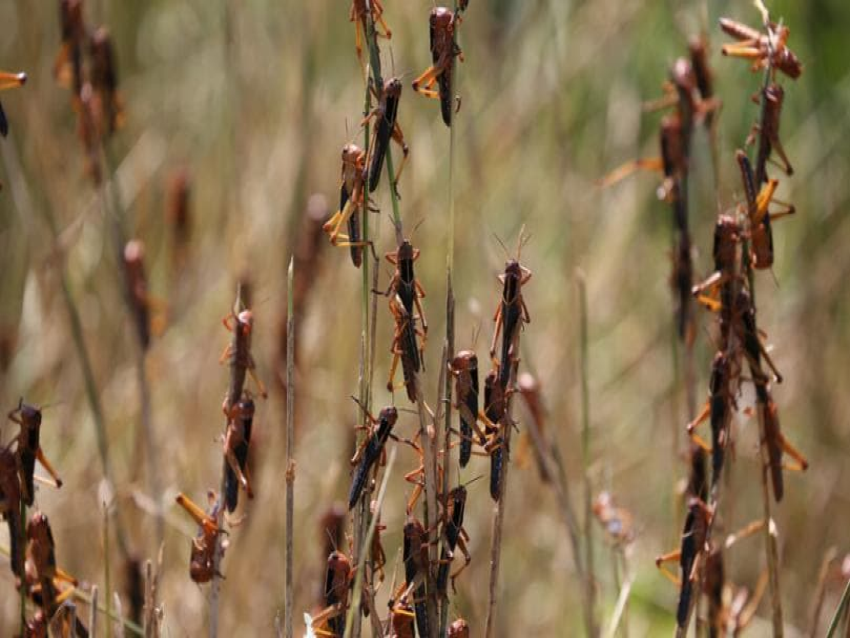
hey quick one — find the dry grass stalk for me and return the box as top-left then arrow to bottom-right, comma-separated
285,258 -> 295,638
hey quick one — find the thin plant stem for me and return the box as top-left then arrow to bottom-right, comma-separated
285,258 -> 295,638
826,578 -> 850,638
19,499 -> 25,636
104,502 -> 113,638
577,271 -> 598,638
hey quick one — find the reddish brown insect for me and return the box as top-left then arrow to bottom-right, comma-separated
761,387 -> 807,502
437,485 -> 472,595
122,240 -> 155,349
592,491 -> 635,546
401,513 -> 430,638
23,610 -> 47,638
749,83 -> 793,177
55,0 -> 86,94
220,305 -> 267,419
656,497 -> 714,629
0,444 -> 24,578
350,0 -> 391,70
482,369 -> 507,502
412,7 -> 464,126
26,511 -> 79,616
387,596 -> 416,638
7,400 -> 63,506
689,37 -> 715,111
448,618 -> 470,638
387,294 -> 424,403
370,499 -> 387,584
175,492 -> 225,584
719,17 -> 802,79
311,550 -> 354,637
348,404 -> 399,510
223,393 -> 255,512
736,150 -> 794,270
687,352 -> 735,489
89,26 -> 123,136
166,167 -> 192,269
323,144 -> 372,258
490,256 -> 532,390
449,350 -> 486,468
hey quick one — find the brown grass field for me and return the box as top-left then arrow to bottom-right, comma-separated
1,0 -> 850,636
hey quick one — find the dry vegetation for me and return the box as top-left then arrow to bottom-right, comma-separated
1,0 -> 850,636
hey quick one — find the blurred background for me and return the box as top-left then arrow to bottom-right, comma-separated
0,0 -> 848,635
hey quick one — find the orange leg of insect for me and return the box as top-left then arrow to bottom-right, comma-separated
389,123 -> 410,189
412,66 -> 441,95
326,234 -> 372,249
776,433 -> 808,471
768,135 -> 794,175
36,448 -> 63,488
247,365 -> 268,399
310,602 -> 347,635
405,467 -> 425,513
386,351 -> 402,394
724,519 -> 764,549
655,550 -> 683,586
225,444 -> 253,498
490,305 -> 503,360
449,535 -> 472,594
0,71 -> 26,91
175,493 -> 217,534
218,344 -> 233,364
687,402 -> 710,435
642,89 -> 678,113
721,42 -> 764,60
329,199 -> 362,245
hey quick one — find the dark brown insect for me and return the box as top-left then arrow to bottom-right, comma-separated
175,492 -> 224,584
26,511 -> 79,616
401,513 -> 429,638
720,17 -> 802,79
89,26 -> 123,136
166,167 -> 192,269
223,393 -> 255,512
348,405 -> 398,510
365,77 -> 409,194
762,387 -> 807,502
449,350 -> 483,468
311,550 -> 353,637
687,352 -> 734,489
736,150 -> 794,270
0,444 -> 23,578
689,37 -> 716,120
23,610 -> 48,638
55,0 -> 86,95
483,369 -> 507,502
750,83 -> 793,177
656,497 -> 713,629
122,240 -> 154,349
437,485 -> 471,595
383,240 -> 428,343
490,258 -> 532,390
387,294 -> 423,402
8,400 -> 63,506
220,305 -> 267,419
412,7 -> 464,126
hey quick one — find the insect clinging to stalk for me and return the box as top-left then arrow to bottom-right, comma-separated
220,303 -> 267,419
311,550 -> 354,637
719,17 -> 802,80
482,369 -> 507,502
26,511 -> 80,617
736,149 -> 794,270
412,7 -> 465,126
656,497 -> 714,629
401,513 -> 430,638
350,0 -> 391,72
449,350 -> 485,468
348,403 -> 398,510
490,238 -> 532,390
448,618 -> 470,638
89,26 -> 123,136
0,444 -> 24,578
175,492 -> 225,584
761,386 -> 808,502
323,143 -> 373,265
365,77 -> 410,195
748,83 -> 793,177
387,294 -> 424,403
223,393 -> 255,512
7,399 -> 63,506
437,484 -> 472,595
